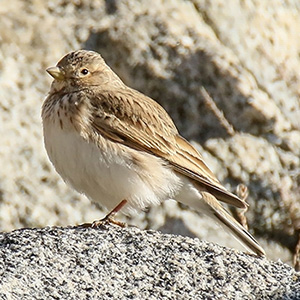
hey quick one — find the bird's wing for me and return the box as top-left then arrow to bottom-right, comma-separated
89,88 -> 246,208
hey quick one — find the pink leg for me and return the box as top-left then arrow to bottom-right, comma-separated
80,199 -> 128,228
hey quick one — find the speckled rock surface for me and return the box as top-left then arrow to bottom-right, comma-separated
0,0 -> 299,266
0,226 -> 299,300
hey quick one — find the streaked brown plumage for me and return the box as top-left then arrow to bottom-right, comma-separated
42,50 -> 265,256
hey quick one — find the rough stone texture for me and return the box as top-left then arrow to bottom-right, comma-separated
0,226 -> 299,300
0,0 -> 299,266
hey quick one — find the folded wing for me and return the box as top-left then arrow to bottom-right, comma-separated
89,88 -> 246,209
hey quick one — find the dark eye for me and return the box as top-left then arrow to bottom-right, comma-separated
80,68 -> 89,75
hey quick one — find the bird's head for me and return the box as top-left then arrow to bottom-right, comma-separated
46,50 -> 123,93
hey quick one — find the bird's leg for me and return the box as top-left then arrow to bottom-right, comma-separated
92,199 -> 128,227
80,199 -> 128,228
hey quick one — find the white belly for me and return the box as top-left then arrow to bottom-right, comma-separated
43,119 -> 182,214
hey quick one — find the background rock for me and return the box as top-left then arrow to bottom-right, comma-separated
0,226 -> 299,299
0,0 -> 299,266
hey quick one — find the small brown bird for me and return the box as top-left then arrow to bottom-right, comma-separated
42,50 -> 265,256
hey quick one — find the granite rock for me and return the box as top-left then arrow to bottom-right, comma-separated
0,226 -> 299,300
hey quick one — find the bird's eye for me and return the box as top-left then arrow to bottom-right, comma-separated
80,68 -> 89,75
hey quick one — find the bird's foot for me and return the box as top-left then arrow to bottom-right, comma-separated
78,199 -> 128,228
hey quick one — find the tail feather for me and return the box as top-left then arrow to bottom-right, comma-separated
177,184 -> 266,256
201,191 -> 266,256
212,206 -> 265,256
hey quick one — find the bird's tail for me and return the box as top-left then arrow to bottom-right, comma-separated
210,198 -> 266,256
178,187 -> 265,256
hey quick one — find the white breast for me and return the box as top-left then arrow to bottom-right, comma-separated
43,117 -> 182,214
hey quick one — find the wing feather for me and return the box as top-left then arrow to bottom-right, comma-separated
90,88 -> 246,208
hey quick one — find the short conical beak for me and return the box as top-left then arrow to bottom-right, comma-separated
46,66 -> 65,80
